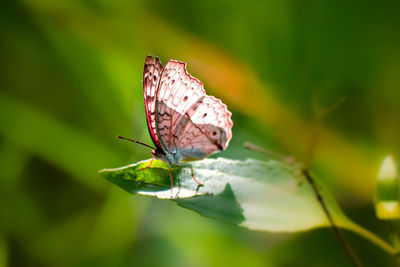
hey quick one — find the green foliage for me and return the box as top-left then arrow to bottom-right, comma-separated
100,158 -> 396,255
1,0 -> 400,266
102,158 -> 329,231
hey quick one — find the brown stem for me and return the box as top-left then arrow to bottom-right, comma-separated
303,169 -> 363,267
244,141 -> 363,267
388,221 -> 400,265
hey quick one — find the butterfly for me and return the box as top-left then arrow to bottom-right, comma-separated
119,55 -> 233,192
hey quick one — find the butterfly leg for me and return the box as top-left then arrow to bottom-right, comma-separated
190,165 -> 204,186
179,163 -> 204,186
137,157 -> 154,171
168,164 -> 174,197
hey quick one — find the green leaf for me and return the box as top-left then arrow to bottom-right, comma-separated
100,158 -> 328,231
175,183 -> 245,225
99,157 -> 395,254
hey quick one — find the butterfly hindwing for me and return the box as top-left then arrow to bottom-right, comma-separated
176,95 -> 233,160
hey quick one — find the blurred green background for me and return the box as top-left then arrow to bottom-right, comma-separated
1,0 -> 399,266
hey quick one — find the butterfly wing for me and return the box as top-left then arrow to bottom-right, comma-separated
176,95 -> 233,160
143,55 -> 163,149
155,59 -> 233,159
155,59 -> 206,152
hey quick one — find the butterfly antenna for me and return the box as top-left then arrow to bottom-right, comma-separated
117,136 -> 155,150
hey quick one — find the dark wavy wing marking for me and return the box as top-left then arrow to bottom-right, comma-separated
143,55 -> 163,150
155,59 -> 206,153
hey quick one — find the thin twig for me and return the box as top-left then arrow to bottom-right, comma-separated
303,169 -> 362,267
244,142 -> 297,166
245,141 -> 363,267
388,221 -> 400,265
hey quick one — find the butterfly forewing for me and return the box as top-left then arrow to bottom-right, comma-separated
155,60 -> 206,152
143,55 -> 163,149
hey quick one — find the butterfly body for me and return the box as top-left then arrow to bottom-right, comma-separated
142,55 -> 233,188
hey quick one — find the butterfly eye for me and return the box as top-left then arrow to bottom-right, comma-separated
202,113 -> 207,118
183,96 -> 188,101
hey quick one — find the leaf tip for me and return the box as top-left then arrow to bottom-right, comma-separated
378,155 -> 398,181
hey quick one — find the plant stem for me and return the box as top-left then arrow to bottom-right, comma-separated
388,221 -> 400,265
303,169 -> 363,267
341,221 -> 396,255
244,141 -> 396,259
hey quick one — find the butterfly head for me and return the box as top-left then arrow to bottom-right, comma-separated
151,148 -> 183,165
151,148 -> 165,159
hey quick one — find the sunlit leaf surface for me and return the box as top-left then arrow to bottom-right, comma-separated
101,158 -> 345,232
101,158 -> 395,254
